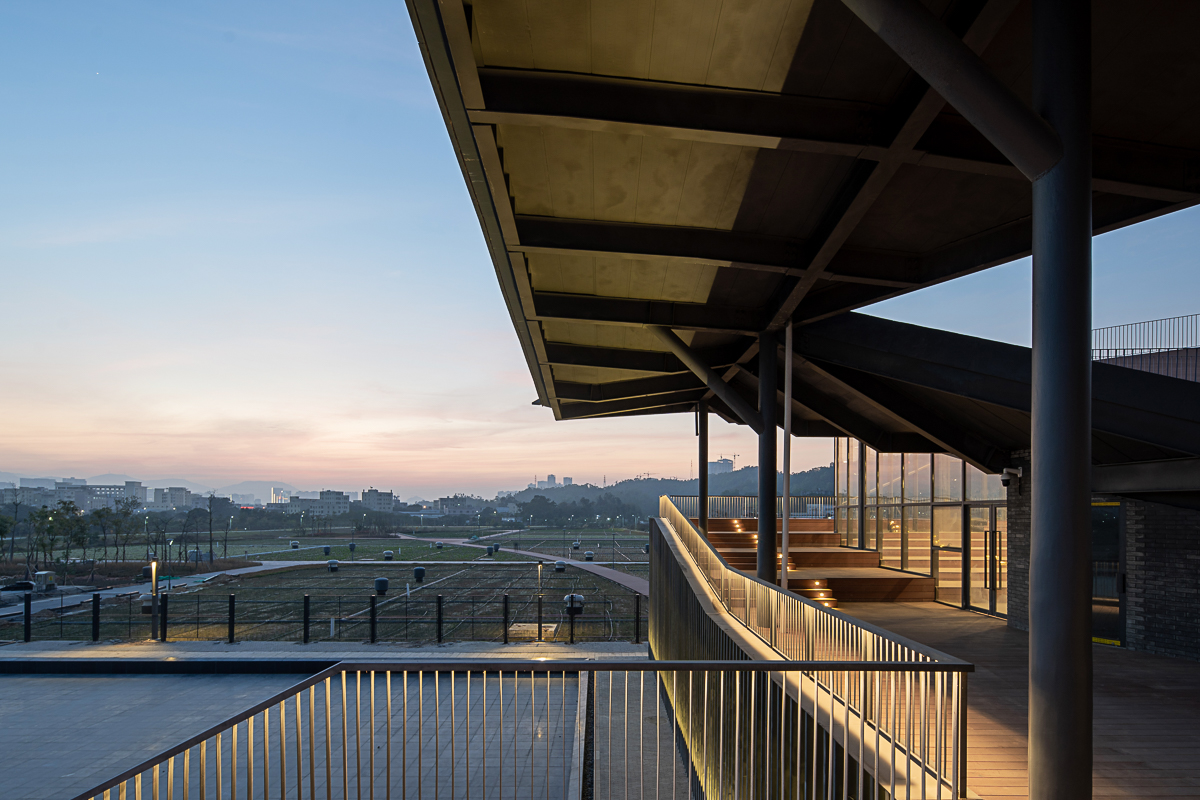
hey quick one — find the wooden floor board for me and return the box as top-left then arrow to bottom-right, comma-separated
839,602 -> 1200,799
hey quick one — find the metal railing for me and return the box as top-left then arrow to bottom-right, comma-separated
74,659 -> 968,800
654,496 -> 970,797
6,590 -> 645,645
667,495 -> 836,520
1092,312 -> 1200,381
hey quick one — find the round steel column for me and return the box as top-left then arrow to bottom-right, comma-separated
1030,1 -> 1092,797
698,400 -> 709,536
757,330 -> 778,583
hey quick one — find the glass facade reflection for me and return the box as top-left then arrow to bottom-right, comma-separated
834,437 -> 1008,614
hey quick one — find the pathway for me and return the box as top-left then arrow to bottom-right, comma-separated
839,601 -> 1200,799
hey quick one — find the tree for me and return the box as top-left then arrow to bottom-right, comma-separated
0,514 -> 12,564
28,506 -> 52,571
54,501 -> 87,584
113,498 -> 140,564
206,494 -> 215,564
91,507 -> 114,563
7,498 -> 20,562
149,514 -> 172,564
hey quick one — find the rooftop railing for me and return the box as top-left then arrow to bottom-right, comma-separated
72,658 -> 969,800
654,495 -> 970,797
667,495 -> 836,520
1092,312 -> 1200,381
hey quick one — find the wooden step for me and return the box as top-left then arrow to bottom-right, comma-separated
707,532 -> 840,547
784,574 -> 935,602
693,518 -> 835,533
786,548 -> 880,568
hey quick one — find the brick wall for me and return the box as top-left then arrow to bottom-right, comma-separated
1006,450 -> 1031,632
1124,498 -> 1200,660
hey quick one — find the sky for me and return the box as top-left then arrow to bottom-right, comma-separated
1,3 -> 1198,498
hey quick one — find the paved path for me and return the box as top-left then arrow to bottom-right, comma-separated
840,601 -> 1200,799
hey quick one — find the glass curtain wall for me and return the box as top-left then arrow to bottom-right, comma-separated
834,437 -> 1008,614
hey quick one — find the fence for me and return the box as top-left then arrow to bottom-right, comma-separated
72,659 -> 969,800
653,496 -> 971,797
667,495 -> 836,520
2,590 -> 646,646
1092,312 -> 1200,382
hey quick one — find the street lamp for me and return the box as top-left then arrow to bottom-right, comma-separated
149,554 -> 159,640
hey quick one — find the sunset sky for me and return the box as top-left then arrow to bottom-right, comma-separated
3,2 -> 1199,497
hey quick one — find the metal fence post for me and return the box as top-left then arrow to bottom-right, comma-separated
569,609 -> 576,644
160,594 -> 169,642
634,594 -> 641,644
92,593 -> 101,642
24,593 -> 31,642
228,594 -> 236,644
503,594 -> 509,644
303,594 -> 311,644
537,594 -> 543,641
370,595 -> 377,643
436,594 -> 443,643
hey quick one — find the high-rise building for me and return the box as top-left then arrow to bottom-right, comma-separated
708,458 -> 734,475
362,488 -> 395,513
563,477 -> 573,486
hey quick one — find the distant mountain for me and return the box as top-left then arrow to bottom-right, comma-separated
89,473 -> 139,485
141,478 -> 213,493
214,480 -> 293,499
500,465 -> 833,516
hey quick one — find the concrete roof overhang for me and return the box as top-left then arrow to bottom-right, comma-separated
405,0 -> 1200,500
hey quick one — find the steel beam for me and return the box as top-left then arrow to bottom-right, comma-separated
757,330 -> 778,583
1028,1 -> 1092,797
648,326 -> 763,433
474,69 -> 1198,202
558,388 -> 707,420
1092,457 -> 1200,495
807,360 -> 1009,474
534,292 -> 762,335
553,372 -> 704,402
841,0 -> 1061,180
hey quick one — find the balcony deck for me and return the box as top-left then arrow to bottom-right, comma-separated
838,602 -> 1200,799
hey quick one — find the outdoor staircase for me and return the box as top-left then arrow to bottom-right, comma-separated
690,517 -> 935,604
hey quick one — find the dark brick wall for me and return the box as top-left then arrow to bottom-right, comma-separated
1124,498 -> 1200,661
1006,450 -> 1031,632
1006,447 -> 1200,659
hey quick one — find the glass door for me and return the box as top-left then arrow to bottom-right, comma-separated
968,506 -> 1007,615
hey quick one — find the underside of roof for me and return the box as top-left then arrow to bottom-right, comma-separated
406,0 -> 1200,493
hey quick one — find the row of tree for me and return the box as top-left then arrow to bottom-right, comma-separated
517,493 -> 644,528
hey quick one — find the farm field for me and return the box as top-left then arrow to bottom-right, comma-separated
4,561 -> 645,645
495,529 -> 650,578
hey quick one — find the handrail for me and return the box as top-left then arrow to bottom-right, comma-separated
659,495 -> 964,665
668,494 -> 836,519
73,658 -> 970,800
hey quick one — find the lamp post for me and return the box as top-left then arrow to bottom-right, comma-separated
149,555 -> 159,640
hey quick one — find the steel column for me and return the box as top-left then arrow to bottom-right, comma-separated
698,399 -> 709,536
757,330 -> 778,583
782,322 -> 792,585
1029,1 -> 1092,798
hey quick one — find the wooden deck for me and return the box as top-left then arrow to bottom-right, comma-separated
839,602 -> 1200,799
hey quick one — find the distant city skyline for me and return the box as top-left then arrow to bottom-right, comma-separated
2,4 -> 1198,500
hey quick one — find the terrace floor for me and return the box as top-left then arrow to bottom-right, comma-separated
839,602 -> 1200,799
0,641 -> 651,799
